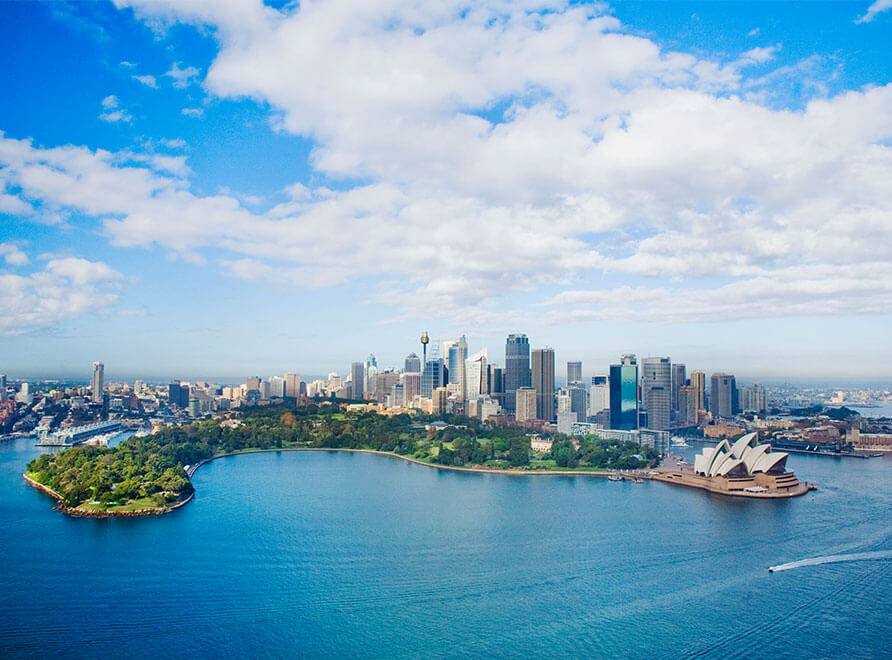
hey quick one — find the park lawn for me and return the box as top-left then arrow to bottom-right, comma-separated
77,496 -> 167,513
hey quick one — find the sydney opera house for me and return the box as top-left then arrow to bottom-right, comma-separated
653,432 -> 811,498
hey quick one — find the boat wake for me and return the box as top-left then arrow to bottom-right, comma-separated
769,550 -> 892,572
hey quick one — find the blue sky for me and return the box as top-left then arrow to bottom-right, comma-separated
1,0 -> 891,382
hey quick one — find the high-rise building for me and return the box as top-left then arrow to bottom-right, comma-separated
246,377 -> 261,393
269,376 -> 286,398
465,349 -> 488,401
740,383 -> 768,413
710,373 -> 737,419
641,357 -> 671,430
432,387 -> 449,415
515,387 -> 537,424
589,375 -> 609,417
504,334 -> 531,413
531,348 -> 555,421
609,354 -> 638,430
168,382 -> 189,408
376,371 -> 400,404
421,357 -> 446,398
91,362 -> 104,404
488,365 -> 504,409
402,372 -> 421,404
404,353 -> 421,374
351,362 -> 365,400
567,361 -> 582,385
391,382 -> 404,407
447,335 -> 468,399
678,384 -> 698,426
690,370 -> 707,411
671,363 -> 686,418
284,373 -> 301,398
0,373 -> 6,402
568,384 -> 587,420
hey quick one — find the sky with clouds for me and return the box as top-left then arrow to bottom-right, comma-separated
1,0 -> 891,382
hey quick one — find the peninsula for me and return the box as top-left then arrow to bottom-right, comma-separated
24,403 -> 660,517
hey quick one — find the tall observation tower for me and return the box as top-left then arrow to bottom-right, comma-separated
420,331 -> 429,365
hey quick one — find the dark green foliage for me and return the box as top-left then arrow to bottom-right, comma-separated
27,403 -> 660,509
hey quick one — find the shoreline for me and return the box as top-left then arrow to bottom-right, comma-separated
26,445 -> 815,518
23,472 -> 194,519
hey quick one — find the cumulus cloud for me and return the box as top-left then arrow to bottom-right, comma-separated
98,94 -> 132,123
181,107 -> 204,118
856,0 -> 892,23
8,1 -> 892,326
133,74 -> 158,88
165,62 -> 201,88
0,257 -> 122,334
0,243 -> 30,266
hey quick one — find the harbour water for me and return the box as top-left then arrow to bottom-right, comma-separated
0,437 -> 890,658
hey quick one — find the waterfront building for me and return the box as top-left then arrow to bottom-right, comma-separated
515,386 -> 537,424
710,373 -> 737,419
690,370 -> 707,412
531,347 -> 555,421
609,355 -> 638,430
448,335 -> 468,399
284,373 -> 301,398
641,357 -> 671,430
404,353 -> 421,374
465,349 -> 487,401
504,334 -> 531,413
567,361 -> 582,385
91,362 -> 104,404
351,362 -> 365,400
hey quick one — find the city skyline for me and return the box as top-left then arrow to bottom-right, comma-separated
2,1 -> 892,380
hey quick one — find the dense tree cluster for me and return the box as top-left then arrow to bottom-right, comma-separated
27,403 -> 659,511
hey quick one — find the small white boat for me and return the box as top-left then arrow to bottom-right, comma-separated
670,436 -> 689,448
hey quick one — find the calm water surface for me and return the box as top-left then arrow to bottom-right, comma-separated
0,438 -> 890,658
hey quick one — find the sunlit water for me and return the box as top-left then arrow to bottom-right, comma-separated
0,437 -> 889,658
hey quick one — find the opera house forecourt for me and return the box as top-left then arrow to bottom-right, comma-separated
651,433 -> 815,498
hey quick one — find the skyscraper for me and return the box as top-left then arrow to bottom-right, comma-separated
671,363 -> 686,418
465,348 -> 487,401
609,354 -> 638,430
567,361 -> 582,385
91,362 -> 104,404
641,357 -> 671,430
421,356 -> 446,398
404,353 -> 421,374
351,362 -> 365,400
710,373 -> 737,419
448,335 -> 468,399
690,370 -> 707,411
504,334 -> 530,413
677,384 -> 698,426
402,372 -> 421,404
515,387 -> 537,424
168,381 -> 189,408
284,373 -> 301,398
589,375 -> 609,418
488,365 -> 504,409
531,348 -> 555,421
0,373 -> 6,402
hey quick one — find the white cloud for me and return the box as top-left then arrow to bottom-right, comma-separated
159,137 -> 187,149
181,107 -> 204,118
856,0 -> 892,23
0,257 -> 122,334
10,2 -> 892,326
165,62 -> 201,88
133,74 -> 158,88
98,95 -> 133,122
0,243 -> 30,266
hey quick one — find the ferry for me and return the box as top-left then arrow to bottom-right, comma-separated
670,436 -> 689,448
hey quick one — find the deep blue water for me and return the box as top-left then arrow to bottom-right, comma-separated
1,438 -> 890,658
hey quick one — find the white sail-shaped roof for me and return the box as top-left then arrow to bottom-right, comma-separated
694,434 -> 787,478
